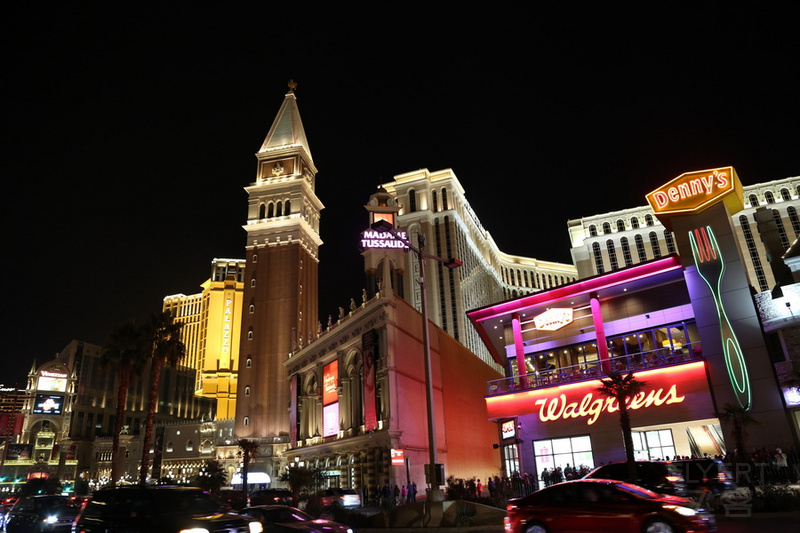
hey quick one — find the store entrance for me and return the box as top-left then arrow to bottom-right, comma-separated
633,418 -> 725,460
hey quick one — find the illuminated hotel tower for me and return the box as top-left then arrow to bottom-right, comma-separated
234,86 -> 322,446
163,258 -> 245,419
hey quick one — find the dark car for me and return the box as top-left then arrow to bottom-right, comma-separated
248,489 -> 293,507
71,485 -> 262,533
240,505 -> 352,533
216,489 -> 248,510
504,479 -> 716,533
4,494 -> 81,533
670,458 -> 736,494
584,461 -> 688,496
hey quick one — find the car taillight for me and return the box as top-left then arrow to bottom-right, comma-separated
506,503 -> 518,512
718,472 -> 729,481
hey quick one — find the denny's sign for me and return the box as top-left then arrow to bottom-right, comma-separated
646,167 -> 743,229
485,361 -> 710,426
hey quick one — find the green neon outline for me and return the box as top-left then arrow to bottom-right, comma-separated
689,226 -> 752,410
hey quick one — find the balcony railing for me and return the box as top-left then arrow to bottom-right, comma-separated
487,342 -> 703,396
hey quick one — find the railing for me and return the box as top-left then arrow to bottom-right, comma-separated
487,342 -> 703,396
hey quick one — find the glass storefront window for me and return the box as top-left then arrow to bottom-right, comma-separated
533,435 -> 595,482
633,429 -> 676,460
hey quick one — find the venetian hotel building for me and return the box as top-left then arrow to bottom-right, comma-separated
469,167 -> 799,479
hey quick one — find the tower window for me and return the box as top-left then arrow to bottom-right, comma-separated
245,386 -> 251,396
243,417 -> 249,427
408,189 -> 417,212
251,279 -> 256,287
246,357 -> 252,368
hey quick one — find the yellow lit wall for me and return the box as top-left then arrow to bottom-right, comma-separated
163,259 -> 245,419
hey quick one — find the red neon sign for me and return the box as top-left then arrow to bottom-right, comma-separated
485,362 -> 708,426
323,361 -> 339,406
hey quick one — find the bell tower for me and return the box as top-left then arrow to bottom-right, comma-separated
235,82 -> 323,444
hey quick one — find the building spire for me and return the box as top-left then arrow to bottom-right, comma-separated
257,80 -> 312,163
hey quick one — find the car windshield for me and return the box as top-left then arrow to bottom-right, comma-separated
154,491 -> 221,516
614,482 -> 661,499
258,508 -> 312,523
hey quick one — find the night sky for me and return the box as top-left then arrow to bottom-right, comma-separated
4,5 -> 799,386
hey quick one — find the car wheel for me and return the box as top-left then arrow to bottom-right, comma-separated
643,518 -> 674,533
525,522 -> 548,533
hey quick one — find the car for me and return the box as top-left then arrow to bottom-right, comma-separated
240,505 -> 352,533
216,489 -> 249,510
248,489 -> 293,506
670,458 -> 736,494
71,485 -> 262,533
318,488 -> 360,508
584,460 -> 688,496
504,479 -> 716,533
3,494 -> 81,533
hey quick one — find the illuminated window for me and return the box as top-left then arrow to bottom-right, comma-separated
166,441 -> 174,453
748,194 -> 759,208
632,429 -> 675,460
533,435 -> 595,480
186,440 -> 193,451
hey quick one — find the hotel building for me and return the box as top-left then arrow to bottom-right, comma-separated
163,258 -> 246,419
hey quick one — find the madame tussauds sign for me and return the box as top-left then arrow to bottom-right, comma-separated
485,361 -> 710,426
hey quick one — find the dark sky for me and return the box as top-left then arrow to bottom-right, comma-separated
4,5 -> 799,386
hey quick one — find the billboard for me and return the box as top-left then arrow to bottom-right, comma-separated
323,403 -> 339,438
37,370 -> 68,392
323,361 -> 338,406
32,394 -> 64,415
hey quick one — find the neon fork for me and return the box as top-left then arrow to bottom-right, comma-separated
689,226 -> 752,410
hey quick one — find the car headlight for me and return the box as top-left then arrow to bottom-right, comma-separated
43,515 -> 58,524
662,504 -> 697,517
249,521 -> 264,533
178,529 -> 210,533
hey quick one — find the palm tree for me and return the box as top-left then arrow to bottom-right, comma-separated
237,439 -> 260,494
597,371 -> 647,484
193,459 -> 228,495
139,310 -> 186,484
101,320 -> 147,487
279,465 -> 324,506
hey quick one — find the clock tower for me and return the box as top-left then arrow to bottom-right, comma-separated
235,84 -> 323,451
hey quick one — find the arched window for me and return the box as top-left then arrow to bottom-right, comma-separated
250,278 -> 256,287
285,200 -> 291,214
186,440 -> 193,451
249,304 -> 254,314
259,204 -> 266,219
773,210 -> 790,250
276,201 -> 283,217
441,188 -> 449,210
247,328 -> 254,340
268,203 -> 274,218
166,441 -> 174,452
788,206 -> 800,238
765,191 -> 775,204
748,194 -> 759,208
665,230 -> 677,254
635,234 -> 647,261
589,225 -> 598,237
740,214 -> 768,291
246,357 -> 252,368
616,219 -> 625,232
252,254 -> 257,263
631,217 -> 640,229
432,190 -> 438,212
592,242 -> 605,274
408,189 -> 417,212
645,214 -> 654,226
602,222 -> 612,234
621,237 -> 633,266
649,231 -> 662,257
243,417 -> 249,427
780,188 -> 791,201
245,386 -> 251,396
607,239 -> 619,271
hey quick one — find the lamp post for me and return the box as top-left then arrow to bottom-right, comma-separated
370,220 -> 461,502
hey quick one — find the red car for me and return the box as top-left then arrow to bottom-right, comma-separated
504,479 -> 716,533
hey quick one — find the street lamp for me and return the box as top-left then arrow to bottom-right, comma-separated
370,220 -> 461,502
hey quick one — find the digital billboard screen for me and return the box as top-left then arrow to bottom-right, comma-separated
32,394 -> 64,415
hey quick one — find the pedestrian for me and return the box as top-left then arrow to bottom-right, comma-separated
408,481 -> 417,502
476,479 -> 482,498
401,484 -> 407,502
488,476 -> 495,497
774,447 -> 789,483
